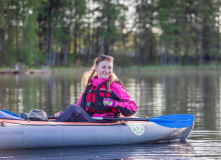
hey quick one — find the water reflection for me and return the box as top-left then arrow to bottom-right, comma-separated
1,69 -> 221,159
189,130 -> 221,159
0,73 -> 82,116
0,70 -> 221,131
0,141 -> 193,160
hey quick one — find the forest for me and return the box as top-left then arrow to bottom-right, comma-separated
0,0 -> 221,67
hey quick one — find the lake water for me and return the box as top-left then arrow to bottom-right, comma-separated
0,68 -> 221,159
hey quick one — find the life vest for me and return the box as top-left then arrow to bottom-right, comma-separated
80,81 -> 122,117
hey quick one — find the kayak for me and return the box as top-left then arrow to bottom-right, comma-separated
0,111 -> 195,149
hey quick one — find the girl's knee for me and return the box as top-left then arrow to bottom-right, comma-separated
66,104 -> 81,111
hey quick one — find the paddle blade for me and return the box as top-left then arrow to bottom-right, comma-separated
149,114 -> 195,128
0,109 -> 19,117
0,111 -> 21,120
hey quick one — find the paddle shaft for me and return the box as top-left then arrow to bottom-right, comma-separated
92,117 -> 150,121
47,116 -> 149,121
0,110 -> 150,121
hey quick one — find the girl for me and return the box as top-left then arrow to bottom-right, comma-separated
54,55 -> 138,122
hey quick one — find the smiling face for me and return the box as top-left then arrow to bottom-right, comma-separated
95,60 -> 113,79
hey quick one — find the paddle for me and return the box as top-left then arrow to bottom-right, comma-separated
48,114 -> 194,128
0,109 -> 194,128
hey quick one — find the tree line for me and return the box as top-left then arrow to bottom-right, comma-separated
0,0 -> 220,67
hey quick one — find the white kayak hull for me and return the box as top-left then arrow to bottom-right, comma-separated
0,119 -> 194,149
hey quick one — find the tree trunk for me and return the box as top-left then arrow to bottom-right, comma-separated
185,43 -> 190,65
63,39 -> 70,66
148,0 -> 154,64
45,0 -> 51,66
164,41 -> 168,65
95,28 -> 100,54
52,39 -> 59,66
198,3 -> 203,66
87,28 -> 92,63
177,43 -> 181,65
100,36 -> 104,54
74,25 -> 78,54
78,34 -> 82,54
134,32 -> 138,65
0,5 -> 10,66
105,42 -> 110,55
160,42 -> 164,65
198,28 -> 202,66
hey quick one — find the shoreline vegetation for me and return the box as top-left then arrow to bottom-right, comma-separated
1,65 -> 220,77
1,64 -> 221,72
53,65 -> 221,72
1,65 -> 219,82
1,1 -> 220,68
52,66 -> 221,77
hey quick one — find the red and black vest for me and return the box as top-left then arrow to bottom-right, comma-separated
80,82 -> 122,117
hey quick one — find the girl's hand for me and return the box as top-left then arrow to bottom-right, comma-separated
54,111 -> 63,118
103,98 -> 116,108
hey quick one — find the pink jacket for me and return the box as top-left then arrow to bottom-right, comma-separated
77,76 -> 138,117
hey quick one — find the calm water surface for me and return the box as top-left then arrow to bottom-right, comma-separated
0,69 -> 221,159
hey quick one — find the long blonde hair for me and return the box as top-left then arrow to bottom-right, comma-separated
81,55 -> 122,93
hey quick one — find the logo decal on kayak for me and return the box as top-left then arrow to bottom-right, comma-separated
128,123 -> 145,136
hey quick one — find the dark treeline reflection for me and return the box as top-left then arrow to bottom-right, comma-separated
0,73 -> 82,116
0,69 -> 220,131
